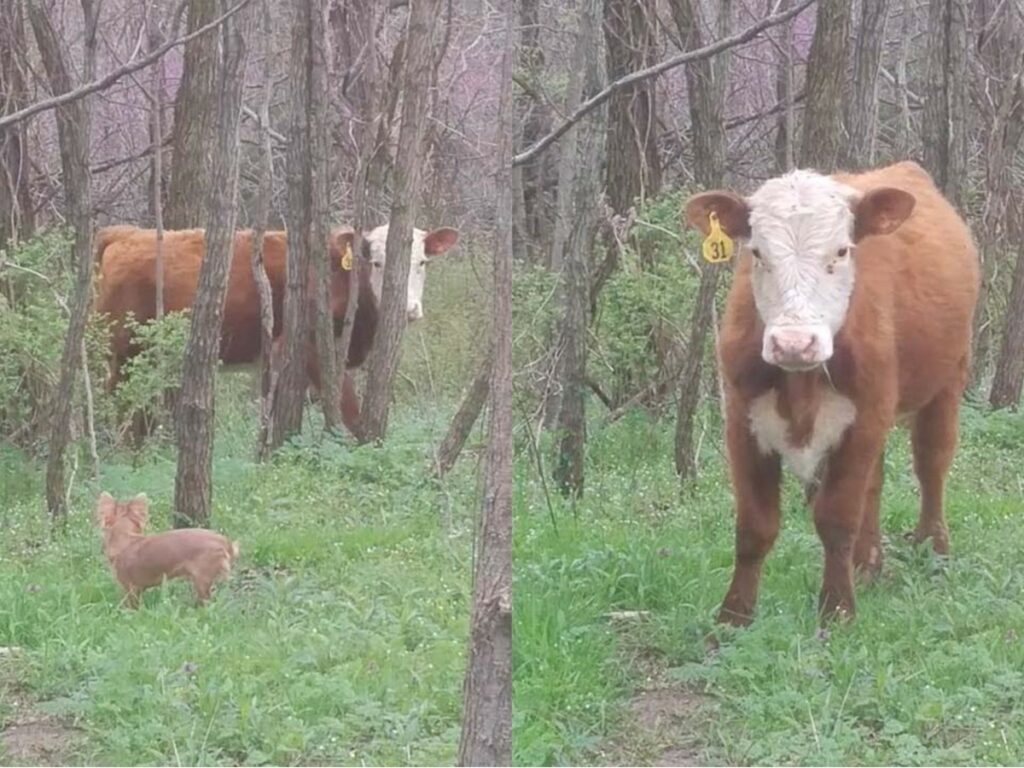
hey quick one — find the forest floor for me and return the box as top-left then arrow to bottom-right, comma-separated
0,371 -> 483,766
514,400 -> 1024,766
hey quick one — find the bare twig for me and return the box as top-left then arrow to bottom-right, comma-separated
0,0 -> 256,131
513,0 -> 817,166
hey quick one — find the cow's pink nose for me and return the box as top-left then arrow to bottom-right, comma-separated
769,328 -> 819,367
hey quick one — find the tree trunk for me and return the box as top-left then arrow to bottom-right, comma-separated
359,0 -> 442,442
166,0 -> 219,229
773,0 -> 795,172
308,0 -> 341,431
670,0 -> 730,481
253,0 -> 277,459
799,0 -> 852,169
456,5 -> 513,763
0,0 -> 35,249
603,0 -> 660,216
173,0 -> 251,527
514,0 -> 551,265
841,0 -> 890,170
552,0 -> 603,497
29,0 -> 98,525
434,356 -> 491,479
990,247 -> 1024,409
920,0 -> 969,211
892,0 -> 915,159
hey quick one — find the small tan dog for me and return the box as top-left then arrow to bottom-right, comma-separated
96,492 -> 239,607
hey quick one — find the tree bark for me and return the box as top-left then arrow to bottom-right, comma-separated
841,0 -> 890,170
308,0 -> 341,431
990,247 -> 1024,409
773,0 -> 795,173
173,0 -> 251,527
253,0 -> 277,459
0,0 -> 35,249
799,0 -> 852,169
434,356 -> 491,479
670,0 -> 730,481
147,12 -> 167,319
359,0 -> 442,442
166,0 -> 219,228
920,0 -> 969,211
456,5 -> 513,762
552,0 -> 603,497
603,0 -> 660,215
29,0 -> 98,525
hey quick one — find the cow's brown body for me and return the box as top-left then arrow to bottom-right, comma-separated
710,161 -> 979,624
93,226 -> 377,432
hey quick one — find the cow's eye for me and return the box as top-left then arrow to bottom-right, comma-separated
837,247 -> 848,258
751,248 -> 762,260
372,261 -> 383,268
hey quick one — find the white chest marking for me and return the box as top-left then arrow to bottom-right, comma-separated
747,389 -> 857,483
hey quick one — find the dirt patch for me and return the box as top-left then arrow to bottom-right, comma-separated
590,626 -> 723,767
2,717 -> 80,766
1,653 -> 82,766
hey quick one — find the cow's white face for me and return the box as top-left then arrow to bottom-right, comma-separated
363,224 -> 460,321
685,171 -> 915,372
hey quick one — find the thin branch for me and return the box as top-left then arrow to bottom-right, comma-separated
513,0 -> 817,166
0,0 -> 256,131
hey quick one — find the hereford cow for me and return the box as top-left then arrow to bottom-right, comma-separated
93,223 -> 459,435
684,160 -> 978,626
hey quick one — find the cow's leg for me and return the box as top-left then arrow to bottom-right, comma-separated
339,370 -> 362,437
814,429 -> 885,622
718,407 -> 782,627
853,450 -> 884,579
910,385 -> 960,555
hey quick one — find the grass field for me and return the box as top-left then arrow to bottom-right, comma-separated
514,400 -> 1024,766
0,257 -> 489,766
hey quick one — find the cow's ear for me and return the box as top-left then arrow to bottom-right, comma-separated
424,227 -> 459,257
684,192 -> 751,239
96,491 -> 117,527
852,187 -> 915,241
329,229 -> 356,272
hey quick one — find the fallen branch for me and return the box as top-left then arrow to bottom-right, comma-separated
0,0 -> 256,131
512,0 -> 817,166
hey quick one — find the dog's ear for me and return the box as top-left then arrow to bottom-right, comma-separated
96,491 -> 118,528
125,494 -> 149,527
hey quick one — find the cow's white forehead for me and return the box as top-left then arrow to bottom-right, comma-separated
363,224 -> 427,259
747,170 -> 857,254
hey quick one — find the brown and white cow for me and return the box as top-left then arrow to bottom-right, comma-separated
684,161 -> 979,625
93,223 -> 458,435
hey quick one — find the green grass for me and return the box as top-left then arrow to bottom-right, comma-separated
0,254 -> 488,766
514,401 -> 1024,766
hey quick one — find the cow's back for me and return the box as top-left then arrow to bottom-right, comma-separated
94,227 -> 288,364
835,161 -> 979,413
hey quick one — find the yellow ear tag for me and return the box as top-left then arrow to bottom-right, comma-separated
340,243 -> 353,271
701,211 -> 734,264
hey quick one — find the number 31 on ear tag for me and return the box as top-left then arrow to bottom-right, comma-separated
701,211 -> 734,264
340,243 -> 353,271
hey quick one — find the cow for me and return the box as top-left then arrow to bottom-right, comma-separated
684,160 -> 979,626
93,223 -> 459,436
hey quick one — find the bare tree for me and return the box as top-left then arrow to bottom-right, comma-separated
173,0 -> 252,527
671,0 -> 731,481
457,6 -> 513,762
773,0 -> 795,173
0,1 -> 35,249
360,0 -> 443,442
552,0 -> 604,497
991,246 -> 1024,408
146,6 -> 167,319
28,0 -> 99,525
165,0 -> 219,228
842,0 -> 890,169
253,0 -> 277,457
603,0 -> 660,216
920,0 -> 969,210
799,0 -> 852,169
433,356 -> 491,479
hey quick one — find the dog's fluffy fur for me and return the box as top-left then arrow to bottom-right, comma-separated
96,492 -> 239,607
